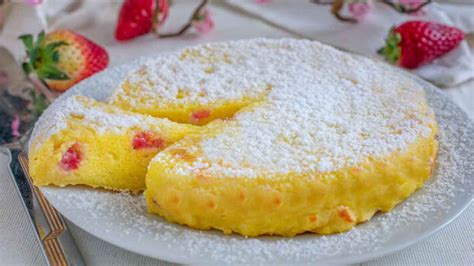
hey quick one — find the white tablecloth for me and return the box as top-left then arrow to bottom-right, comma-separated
0,1 -> 473,265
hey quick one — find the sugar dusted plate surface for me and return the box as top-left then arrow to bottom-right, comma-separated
37,57 -> 473,264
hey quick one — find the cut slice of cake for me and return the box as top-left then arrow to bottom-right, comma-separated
29,95 -> 198,192
108,42 -> 276,125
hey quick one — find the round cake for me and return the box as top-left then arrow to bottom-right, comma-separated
135,39 -> 438,236
30,38 -> 438,237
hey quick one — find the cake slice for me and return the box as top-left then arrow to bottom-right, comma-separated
29,95 -> 198,192
108,41 -> 278,125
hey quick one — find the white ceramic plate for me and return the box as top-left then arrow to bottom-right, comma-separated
35,58 -> 474,264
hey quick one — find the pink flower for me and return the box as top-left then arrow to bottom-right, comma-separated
157,0 -> 169,26
399,0 -> 426,16
0,71 -> 9,87
193,8 -> 214,33
348,1 -> 372,22
255,0 -> 271,3
11,116 -> 21,138
23,0 -> 42,5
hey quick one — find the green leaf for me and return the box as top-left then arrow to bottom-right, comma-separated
44,41 -> 68,51
38,46 -> 53,66
394,32 -> 401,43
43,41 -> 68,64
22,62 -> 33,75
30,90 -> 49,119
18,34 -> 34,51
52,51 -> 60,63
29,46 -> 39,67
21,31 -> 70,82
377,27 -> 402,65
37,31 -> 46,46
37,65 -> 69,80
194,14 -> 204,21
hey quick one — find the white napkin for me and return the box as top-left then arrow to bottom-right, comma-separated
227,0 -> 474,86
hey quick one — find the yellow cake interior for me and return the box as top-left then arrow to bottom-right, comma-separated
29,96 -> 198,192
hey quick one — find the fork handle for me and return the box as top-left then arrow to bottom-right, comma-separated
7,148 -> 85,266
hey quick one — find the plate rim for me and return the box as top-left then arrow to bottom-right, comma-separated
46,186 -> 472,264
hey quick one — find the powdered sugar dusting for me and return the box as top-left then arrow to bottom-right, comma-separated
28,57 -> 149,153
145,39 -> 435,177
110,44 -> 270,106
29,95 -> 170,151
38,50 -> 473,264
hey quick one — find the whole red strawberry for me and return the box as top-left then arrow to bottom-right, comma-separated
19,30 -> 109,91
115,0 -> 169,41
378,21 -> 464,69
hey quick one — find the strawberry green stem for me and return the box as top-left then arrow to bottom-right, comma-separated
18,31 -> 70,81
378,27 -> 402,65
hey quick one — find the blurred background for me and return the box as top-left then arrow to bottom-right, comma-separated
1,0 -> 474,143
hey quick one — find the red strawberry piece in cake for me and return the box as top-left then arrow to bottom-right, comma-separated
60,143 -> 82,171
133,131 -> 165,150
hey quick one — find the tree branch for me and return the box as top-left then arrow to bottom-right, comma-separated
381,0 -> 432,14
154,0 -> 208,38
311,0 -> 433,23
